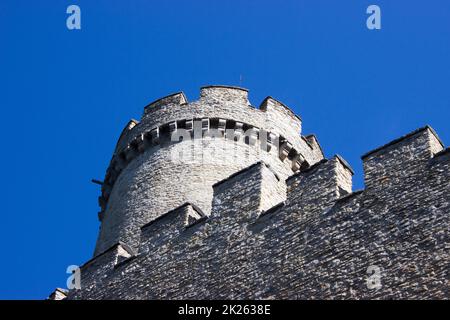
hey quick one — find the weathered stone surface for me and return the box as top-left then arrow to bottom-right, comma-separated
63,88 -> 449,300
94,86 -> 323,255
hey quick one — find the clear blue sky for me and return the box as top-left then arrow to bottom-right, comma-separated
0,0 -> 449,299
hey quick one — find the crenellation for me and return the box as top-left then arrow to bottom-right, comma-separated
286,156 -> 352,216
211,162 -> 282,221
144,92 -> 188,112
76,242 -> 136,296
200,85 -> 249,105
123,88 -> 321,167
259,97 -> 302,139
138,203 -> 205,255
362,127 -> 444,190
303,134 -> 325,160
63,87 -> 449,300
114,119 -> 139,153
99,116 -> 315,225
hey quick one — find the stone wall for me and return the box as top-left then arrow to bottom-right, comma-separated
94,86 -> 324,256
67,124 -> 449,300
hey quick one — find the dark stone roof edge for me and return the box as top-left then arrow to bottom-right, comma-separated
200,85 -> 249,92
361,125 -> 444,160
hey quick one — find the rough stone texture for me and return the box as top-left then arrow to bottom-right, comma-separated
94,86 -> 323,255
64,87 -> 449,299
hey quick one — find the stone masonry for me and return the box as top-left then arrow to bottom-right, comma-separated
57,86 -> 449,299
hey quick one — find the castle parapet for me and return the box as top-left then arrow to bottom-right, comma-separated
260,97 -> 302,140
286,155 -> 353,216
144,92 -> 187,112
93,87 -> 325,257
114,119 -> 140,153
211,162 -> 286,221
362,126 -> 444,190
304,134 -> 325,159
74,242 -> 135,297
133,87 -> 322,166
200,85 -> 249,105
139,203 -> 206,254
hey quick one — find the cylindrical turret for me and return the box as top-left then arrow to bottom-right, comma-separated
94,86 -> 323,256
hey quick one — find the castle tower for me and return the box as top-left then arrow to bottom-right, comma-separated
94,86 -> 324,256
52,86 -> 448,300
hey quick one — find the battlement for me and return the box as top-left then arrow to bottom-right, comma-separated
109,86 -> 321,171
129,136 -> 450,258
93,87 -> 331,256
144,92 -> 188,111
98,85 -> 325,224
285,155 -> 353,217
362,126 -> 444,190
98,117 -> 316,220
70,85 -> 450,300
259,96 -> 302,138
212,161 -> 286,218
96,88 -> 449,257
67,119 -> 450,299
200,85 -> 249,104
114,87 -> 317,158
139,202 -> 207,254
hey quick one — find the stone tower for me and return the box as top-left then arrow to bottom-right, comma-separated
94,85 -> 324,256
52,86 -> 449,300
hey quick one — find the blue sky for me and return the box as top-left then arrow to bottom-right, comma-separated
0,0 -> 449,299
